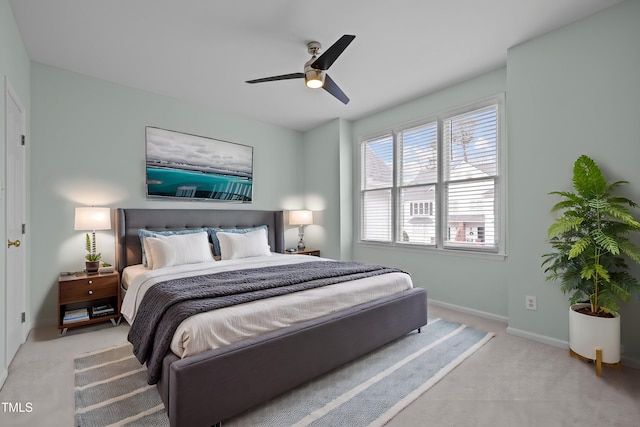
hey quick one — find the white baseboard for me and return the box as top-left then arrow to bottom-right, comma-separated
428,299 -> 508,323
0,368 -> 7,390
621,354 -> 640,369
506,327 -> 640,369
430,300 -> 640,369
506,326 -> 569,350
24,322 -> 33,341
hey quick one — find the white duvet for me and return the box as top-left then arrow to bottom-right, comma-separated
121,254 -> 413,359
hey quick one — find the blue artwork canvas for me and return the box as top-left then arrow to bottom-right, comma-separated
145,127 -> 253,202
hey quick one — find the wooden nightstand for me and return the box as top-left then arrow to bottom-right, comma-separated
286,248 -> 320,257
58,271 -> 121,335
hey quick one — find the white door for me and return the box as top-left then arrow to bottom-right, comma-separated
5,78 -> 26,364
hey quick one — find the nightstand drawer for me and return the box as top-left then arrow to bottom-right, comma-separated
59,276 -> 118,304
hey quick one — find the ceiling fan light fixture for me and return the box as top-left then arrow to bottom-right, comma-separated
304,69 -> 325,89
246,35 -> 354,104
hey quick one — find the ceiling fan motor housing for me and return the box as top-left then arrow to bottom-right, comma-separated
307,41 -> 322,55
304,41 -> 325,88
304,57 -> 325,88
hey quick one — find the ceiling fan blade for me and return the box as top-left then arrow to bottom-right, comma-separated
323,74 -> 349,104
246,73 -> 304,84
311,35 -> 355,71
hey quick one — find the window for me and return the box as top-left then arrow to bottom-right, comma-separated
410,202 -> 433,216
360,97 -> 503,254
361,135 -> 393,242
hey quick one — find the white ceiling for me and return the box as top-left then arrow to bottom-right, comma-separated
9,0 -> 622,132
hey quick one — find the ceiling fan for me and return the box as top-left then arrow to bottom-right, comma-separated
246,34 -> 356,104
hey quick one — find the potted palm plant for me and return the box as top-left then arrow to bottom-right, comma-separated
84,233 -> 102,273
542,155 -> 640,372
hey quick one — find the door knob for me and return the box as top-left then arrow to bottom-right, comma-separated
7,239 -> 21,248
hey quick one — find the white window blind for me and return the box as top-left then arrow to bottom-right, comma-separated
360,97 -> 503,254
361,136 -> 393,242
443,106 -> 498,250
398,122 -> 438,245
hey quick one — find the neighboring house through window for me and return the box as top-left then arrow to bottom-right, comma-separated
360,95 -> 504,254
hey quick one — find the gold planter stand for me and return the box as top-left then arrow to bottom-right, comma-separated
569,347 -> 621,377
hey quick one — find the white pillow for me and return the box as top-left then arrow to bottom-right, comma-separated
143,237 -> 155,269
138,228 -> 207,266
145,231 -> 214,269
217,229 -> 271,260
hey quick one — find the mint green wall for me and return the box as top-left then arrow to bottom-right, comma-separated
506,0 -> 640,364
301,119 -> 340,258
338,119 -> 354,260
30,63 -> 303,325
301,118 -> 353,260
351,68 -> 509,320
0,0 -> 30,381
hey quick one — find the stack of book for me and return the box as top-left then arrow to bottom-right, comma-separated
63,308 -> 89,324
91,303 -> 115,318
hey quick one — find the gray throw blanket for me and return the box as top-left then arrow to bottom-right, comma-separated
128,260 -> 404,384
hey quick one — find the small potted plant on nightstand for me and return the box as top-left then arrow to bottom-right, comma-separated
99,262 -> 114,274
542,155 -> 640,375
84,233 -> 102,274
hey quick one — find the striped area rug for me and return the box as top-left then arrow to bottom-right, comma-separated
74,344 -> 168,427
74,318 -> 493,426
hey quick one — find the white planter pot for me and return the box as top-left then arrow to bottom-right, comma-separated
569,303 -> 620,364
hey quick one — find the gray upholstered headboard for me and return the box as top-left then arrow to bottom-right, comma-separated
115,208 -> 285,274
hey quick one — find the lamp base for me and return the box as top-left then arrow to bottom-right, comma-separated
297,239 -> 306,251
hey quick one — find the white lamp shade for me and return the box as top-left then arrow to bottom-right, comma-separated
74,207 -> 111,231
289,210 -> 313,225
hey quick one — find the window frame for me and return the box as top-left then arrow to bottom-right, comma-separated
358,94 -> 506,258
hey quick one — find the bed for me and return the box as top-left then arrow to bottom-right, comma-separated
115,208 -> 428,427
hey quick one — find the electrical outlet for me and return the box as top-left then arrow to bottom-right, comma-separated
525,295 -> 537,311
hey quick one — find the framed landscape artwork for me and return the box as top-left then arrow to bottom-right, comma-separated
145,127 -> 253,202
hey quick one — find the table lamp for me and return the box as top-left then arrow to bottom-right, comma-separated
74,207 -> 111,272
289,210 -> 313,251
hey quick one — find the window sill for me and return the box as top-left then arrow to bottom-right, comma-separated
357,241 -> 507,261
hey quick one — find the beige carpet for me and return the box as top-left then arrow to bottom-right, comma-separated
1,304 -> 640,426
